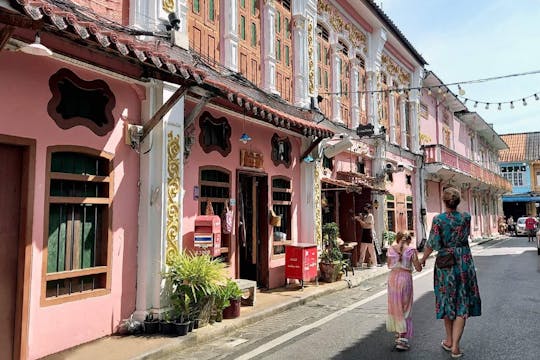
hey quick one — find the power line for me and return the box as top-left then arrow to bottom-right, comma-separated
318,69 -> 540,96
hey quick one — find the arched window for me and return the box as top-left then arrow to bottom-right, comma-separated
189,0 -> 220,64
316,24 -> 331,118
380,73 -> 389,134
338,40 -> 350,127
357,55 -> 368,125
393,81 -> 401,145
43,147 -> 112,303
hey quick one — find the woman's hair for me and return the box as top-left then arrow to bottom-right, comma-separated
442,187 -> 461,210
395,232 -> 412,261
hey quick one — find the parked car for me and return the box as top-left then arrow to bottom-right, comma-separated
514,217 -> 528,236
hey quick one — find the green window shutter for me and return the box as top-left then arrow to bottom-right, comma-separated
240,16 -> 246,40
285,45 -> 289,66
251,0 -> 257,15
194,0 -> 200,13
276,39 -> 281,61
209,0 -> 215,21
251,23 -> 257,47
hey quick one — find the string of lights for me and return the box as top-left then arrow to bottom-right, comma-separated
317,69 -> 540,108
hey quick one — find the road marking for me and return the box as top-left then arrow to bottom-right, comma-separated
235,269 -> 434,360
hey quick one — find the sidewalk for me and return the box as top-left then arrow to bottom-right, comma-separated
43,236 -> 499,360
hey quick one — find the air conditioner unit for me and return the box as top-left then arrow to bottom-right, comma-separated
323,137 -> 353,158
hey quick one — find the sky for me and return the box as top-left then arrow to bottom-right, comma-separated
378,0 -> 540,135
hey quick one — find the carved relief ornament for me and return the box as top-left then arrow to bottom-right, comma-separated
166,131 -> 181,265
308,21 -> 315,94
162,0 -> 175,13
317,0 -> 366,47
381,54 -> 411,85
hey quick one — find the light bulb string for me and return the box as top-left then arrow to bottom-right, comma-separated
317,68 -> 540,96
460,91 -> 540,106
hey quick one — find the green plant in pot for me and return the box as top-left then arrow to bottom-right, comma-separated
163,251 -> 227,328
319,222 -> 344,283
222,279 -> 243,320
143,313 -> 160,334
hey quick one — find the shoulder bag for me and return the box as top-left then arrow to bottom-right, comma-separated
435,214 -> 459,269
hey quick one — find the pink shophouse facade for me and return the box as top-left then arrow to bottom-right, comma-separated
418,71 -> 511,240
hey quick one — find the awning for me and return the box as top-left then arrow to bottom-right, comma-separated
321,178 -> 363,193
502,196 -> 540,202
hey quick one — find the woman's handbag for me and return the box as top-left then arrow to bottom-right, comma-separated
435,253 -> 455,268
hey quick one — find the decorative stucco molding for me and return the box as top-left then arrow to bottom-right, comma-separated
314,160 -> 322,246
381,54 -> 410,85
166,131 -> 181,265
162,0 -> 175,13
317,0 -> 366,49
308,20 -> 315,95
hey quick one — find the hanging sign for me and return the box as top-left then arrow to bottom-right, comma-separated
356,123 -> 375,138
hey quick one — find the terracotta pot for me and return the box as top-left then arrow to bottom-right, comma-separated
222,298 -> 241,319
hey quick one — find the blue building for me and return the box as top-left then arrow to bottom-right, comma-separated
499,132 -> 540,219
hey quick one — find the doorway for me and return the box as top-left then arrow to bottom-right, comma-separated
236,172 -> 268,288
0,141 -> 30,360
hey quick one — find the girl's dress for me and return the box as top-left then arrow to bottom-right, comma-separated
386,246 -> 416,339
427,211 -> 481,319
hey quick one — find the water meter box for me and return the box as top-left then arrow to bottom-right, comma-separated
193,215 -> 221,257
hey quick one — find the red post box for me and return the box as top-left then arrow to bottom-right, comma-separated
193,215 -> 221,257
285,243 -> 318,289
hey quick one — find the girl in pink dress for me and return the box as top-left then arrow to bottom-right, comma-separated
386,232 -> 422,350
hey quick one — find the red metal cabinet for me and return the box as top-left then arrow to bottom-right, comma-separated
285,243 -> 318,288
194,215 -> 221,257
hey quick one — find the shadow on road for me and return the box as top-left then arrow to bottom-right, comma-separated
330,240 -> 539,360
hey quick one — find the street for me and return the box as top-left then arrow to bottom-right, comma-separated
157,237 -> 540,360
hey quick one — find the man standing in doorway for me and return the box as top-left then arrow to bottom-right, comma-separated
355,204 -> 377,268
525,214 -> 538,242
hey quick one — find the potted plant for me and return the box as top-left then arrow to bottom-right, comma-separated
170,293 -> 191,336
143,313 -> 160,334
163,251 -> 226,328
160,311 -> 177,336
319,222 -> 344,282
222,279 -> 243,320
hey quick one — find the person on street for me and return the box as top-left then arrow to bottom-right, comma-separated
525,214 -> 538,242
420,187 -> 482,359
386,232 -> 422,351
355,204 -> 377,268
507,216 -> 515,235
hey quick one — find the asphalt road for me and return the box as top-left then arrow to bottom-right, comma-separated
161,237 -> 540,360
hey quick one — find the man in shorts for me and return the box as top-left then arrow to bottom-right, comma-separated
525,214 -> 538,242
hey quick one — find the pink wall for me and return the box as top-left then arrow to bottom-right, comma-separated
0,53 -> 140,359
182,102 -> 303,289
420,93 -> 438,145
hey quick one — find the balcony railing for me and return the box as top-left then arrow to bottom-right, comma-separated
423,144 -> 512,192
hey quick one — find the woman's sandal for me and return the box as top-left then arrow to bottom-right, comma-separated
451,352 -> 464,358
441,341 -> 452,352
395,338 -> 410,351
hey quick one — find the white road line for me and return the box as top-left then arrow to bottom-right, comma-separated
235,269 -> 434,360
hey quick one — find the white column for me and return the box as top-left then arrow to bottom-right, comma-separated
400,97 -> 408,149
350,58 -> 360,130
134,80 -> 185,321
366,28 -> 386,132
262,0 -> 278,94
330,43 -> 341,123
409,66 -> 423,153
221,0 -> 239,71
291,14 -> 308,105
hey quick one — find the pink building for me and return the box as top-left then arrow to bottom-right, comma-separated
419,71 -> 511,240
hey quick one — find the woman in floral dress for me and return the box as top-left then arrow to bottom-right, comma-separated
386,232 -> 423,350
421,187 -> 482,358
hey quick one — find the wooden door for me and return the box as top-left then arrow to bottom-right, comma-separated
0,144 -> 23,359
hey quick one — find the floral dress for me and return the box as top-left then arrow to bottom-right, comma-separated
427,211 -> 482,319
386,246 -> 417,339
